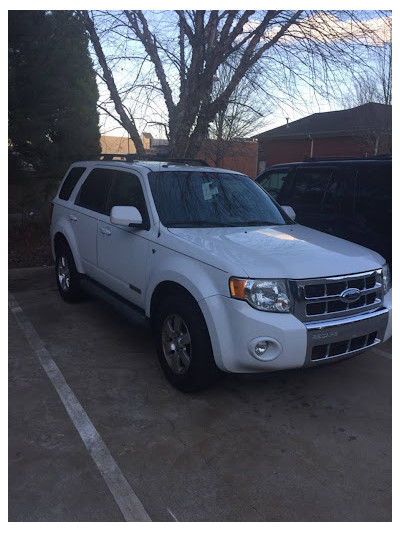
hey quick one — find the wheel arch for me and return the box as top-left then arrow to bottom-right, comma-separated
149,281 -> 199,325
52,229 -> 83,273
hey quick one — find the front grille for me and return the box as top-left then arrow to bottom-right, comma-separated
311,331 -> 378,361
291,269 -> 383,322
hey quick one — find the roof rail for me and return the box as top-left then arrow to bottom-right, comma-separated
91,153 -> 209,166
304,155 -> 392,162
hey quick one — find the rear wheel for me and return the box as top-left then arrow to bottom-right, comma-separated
154,292 -> 220,392
55,242 -> 85,303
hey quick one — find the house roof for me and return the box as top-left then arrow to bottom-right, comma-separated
256,102 -> 392,141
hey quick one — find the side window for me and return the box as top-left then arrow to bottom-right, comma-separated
106,170 -> 150,229
59,167 -> 86,200
75,168 -> 113,214
257,169 -> 291,200
290,167 -> 336,210
355,164 -> 392,230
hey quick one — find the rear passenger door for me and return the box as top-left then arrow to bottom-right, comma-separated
96,169 -> 151,309
72,168 -> 113,279
350,163 -> 392,261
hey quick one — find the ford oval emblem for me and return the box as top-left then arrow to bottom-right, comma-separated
339,287 -> 361,304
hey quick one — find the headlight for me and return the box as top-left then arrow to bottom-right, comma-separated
229,278 -> 291,312
382,263 -> 391,294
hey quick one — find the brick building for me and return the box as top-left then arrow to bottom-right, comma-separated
101,133 -> 259,178
255,103 -> 392,172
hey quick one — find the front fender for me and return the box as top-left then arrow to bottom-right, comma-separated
144,252 -> 230,317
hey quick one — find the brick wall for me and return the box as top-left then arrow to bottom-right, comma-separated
258,134 -> 392,171
197,139 -> 259,178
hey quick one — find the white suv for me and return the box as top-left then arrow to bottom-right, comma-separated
50,155 -> 392,391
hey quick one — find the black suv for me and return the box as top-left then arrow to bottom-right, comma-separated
256,157 -> 392,264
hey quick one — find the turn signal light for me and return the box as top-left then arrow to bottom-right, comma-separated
229,278 -> 247,299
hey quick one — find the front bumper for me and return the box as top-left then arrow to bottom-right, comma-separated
199,289 -> 392,373
304,307 -> 388,367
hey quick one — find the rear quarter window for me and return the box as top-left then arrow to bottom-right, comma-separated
58,167 -> 87,200
75,168 -> 113,214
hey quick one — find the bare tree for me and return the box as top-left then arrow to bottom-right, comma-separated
80,10 -> 392,158
207,63 -> 270,166
342,41 -> 392,107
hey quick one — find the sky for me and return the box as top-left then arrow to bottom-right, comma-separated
91,7 -> 392,141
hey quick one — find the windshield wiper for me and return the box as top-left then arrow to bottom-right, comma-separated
167,220 -> 234,228
241,220 -> 282,226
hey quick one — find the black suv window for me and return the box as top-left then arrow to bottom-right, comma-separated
75,168 -> 113,214
355,164 -> 392,231
106,170 -> 150,229
59,167 -> 86,200
256,168 -> 291,200
288,167 -> 337,209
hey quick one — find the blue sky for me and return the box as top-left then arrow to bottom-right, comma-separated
91,8 -> 392,140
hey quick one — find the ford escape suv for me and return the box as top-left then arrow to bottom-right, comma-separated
50,154 -> 392,391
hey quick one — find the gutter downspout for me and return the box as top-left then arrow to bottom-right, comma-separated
374,132 -> 380,155
308,134 -> 314,158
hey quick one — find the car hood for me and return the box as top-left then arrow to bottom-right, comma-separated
167,224 -> 384,279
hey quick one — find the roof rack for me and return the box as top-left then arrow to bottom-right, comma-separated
91,153 -> 209,166
304,155 -> 392,162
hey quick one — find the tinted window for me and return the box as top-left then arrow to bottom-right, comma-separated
75,168 -> 112,214
149,171 -> 293,227
106,170 -> 150,229
290,167 -> 335,206
256,168 -> 291,199
355,163 -> 392,231
59,167 -> 86,200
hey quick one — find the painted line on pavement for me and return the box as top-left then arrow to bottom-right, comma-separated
167,508 -> 179,521
8,291 -> 151,522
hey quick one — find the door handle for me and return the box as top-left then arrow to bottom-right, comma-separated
100,227 -> 112,236
69,214 -> 77,222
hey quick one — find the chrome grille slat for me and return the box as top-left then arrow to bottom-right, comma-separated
311,332 -> 379,362
291,269 -> 384,323
304,283 -> 381,302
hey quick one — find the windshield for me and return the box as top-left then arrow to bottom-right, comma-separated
148,171 -> 293,227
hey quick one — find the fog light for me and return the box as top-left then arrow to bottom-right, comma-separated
254,340 -> 269,356
248,337 -> 282,361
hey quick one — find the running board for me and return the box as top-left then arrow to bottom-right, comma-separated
80,276 -> 150,330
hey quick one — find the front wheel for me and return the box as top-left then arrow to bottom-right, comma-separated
154,293 -> 220,392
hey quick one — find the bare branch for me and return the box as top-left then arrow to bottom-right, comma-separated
79,10 -> 145,154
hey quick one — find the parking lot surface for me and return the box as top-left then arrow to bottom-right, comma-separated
9,267 -> 392,522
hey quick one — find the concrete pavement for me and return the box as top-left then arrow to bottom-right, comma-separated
8,267 -> 392,521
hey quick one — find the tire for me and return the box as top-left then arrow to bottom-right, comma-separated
55,242 -> 85,303
154,292 -> 221,392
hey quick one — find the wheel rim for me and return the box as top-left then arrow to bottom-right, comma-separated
57,255 -> 71,292
161,314 -> 192,375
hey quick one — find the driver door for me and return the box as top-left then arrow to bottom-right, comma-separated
96,168 -> 152,309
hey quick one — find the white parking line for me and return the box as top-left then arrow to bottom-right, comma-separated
167,508 -> 179,522
8,291 -> 151,522
371,346 -> 392,360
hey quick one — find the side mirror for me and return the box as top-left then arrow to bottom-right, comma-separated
110,206 -> 143,227
281,205 -> 296,220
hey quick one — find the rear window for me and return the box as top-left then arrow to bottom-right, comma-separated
59,167 -> 86,200
75,168 -> 113,214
